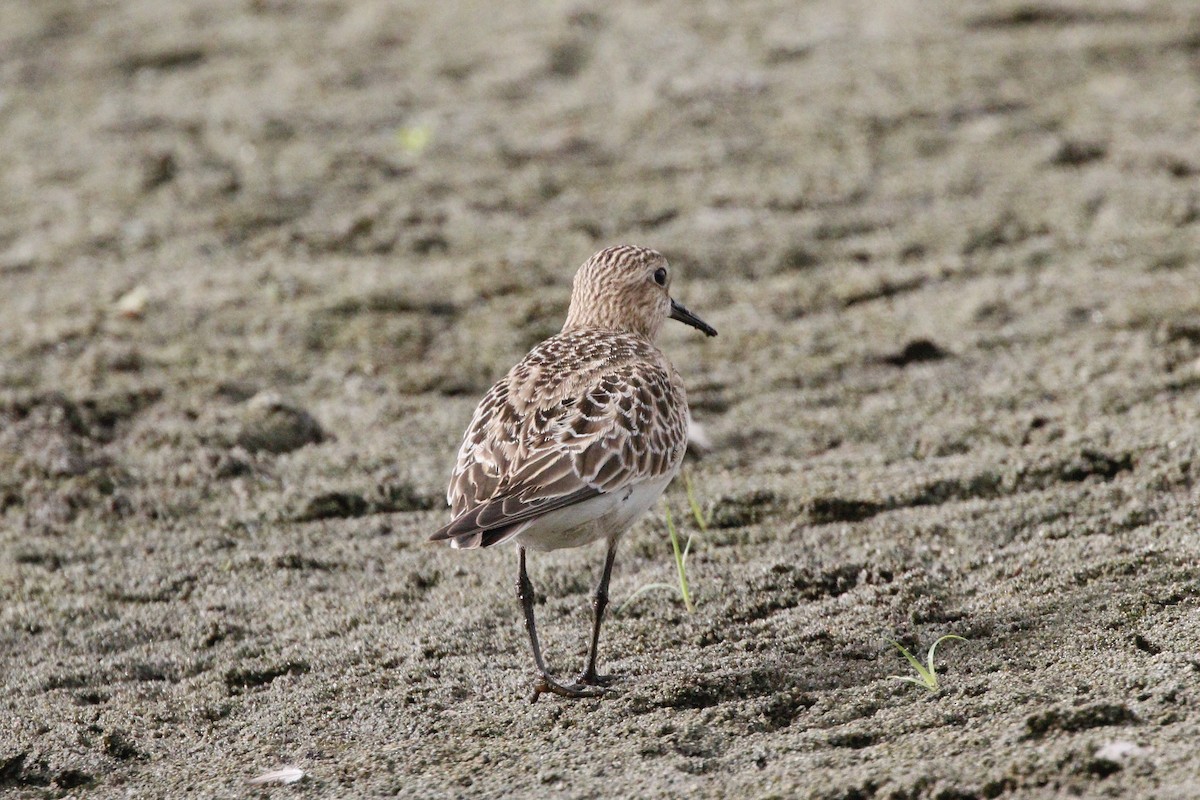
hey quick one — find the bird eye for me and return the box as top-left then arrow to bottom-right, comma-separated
653,267 -> 667,286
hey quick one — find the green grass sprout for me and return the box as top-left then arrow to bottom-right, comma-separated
395,124 -> 432,155
887,634 -> 966,691
665,502 -> 694,612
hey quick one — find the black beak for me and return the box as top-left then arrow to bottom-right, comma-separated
669,298 -> 718,337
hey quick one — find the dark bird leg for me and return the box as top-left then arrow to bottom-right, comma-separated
518,546 -> 601,703
578,541 -> 618,686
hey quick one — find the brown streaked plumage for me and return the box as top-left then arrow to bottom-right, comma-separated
430,244 -> 717,702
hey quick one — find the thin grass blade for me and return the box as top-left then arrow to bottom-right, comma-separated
888,640 -> 933,686
665,504 -> 693,612
926,634 -> 967,676
890,675 -> 930,688
684,472 -> 709,533
616,582 -> 676,613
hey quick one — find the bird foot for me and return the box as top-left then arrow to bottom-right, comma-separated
575,670 -> 614,688
528,673 -> 605,703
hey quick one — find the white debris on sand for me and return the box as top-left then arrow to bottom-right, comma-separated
249,767 -> 306,785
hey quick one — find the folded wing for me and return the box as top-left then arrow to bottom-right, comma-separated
430,347 -> 686,549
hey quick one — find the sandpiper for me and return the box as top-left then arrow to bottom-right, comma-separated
430,245 -> 717,702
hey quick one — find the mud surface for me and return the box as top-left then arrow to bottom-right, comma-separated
3,1 -> 1200,797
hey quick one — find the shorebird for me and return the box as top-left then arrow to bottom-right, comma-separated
430,245 -> 717,702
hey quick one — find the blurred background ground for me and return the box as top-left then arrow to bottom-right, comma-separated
1,0 -> 1199,797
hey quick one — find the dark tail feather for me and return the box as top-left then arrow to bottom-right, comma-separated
431,521 -> 527,550
449,523 -> 525,550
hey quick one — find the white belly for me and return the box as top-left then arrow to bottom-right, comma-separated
515,473 -> 676,552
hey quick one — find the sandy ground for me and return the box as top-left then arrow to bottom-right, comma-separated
2,0 -> 1200,797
